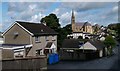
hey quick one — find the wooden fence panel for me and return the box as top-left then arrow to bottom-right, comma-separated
2,56 -> 47,71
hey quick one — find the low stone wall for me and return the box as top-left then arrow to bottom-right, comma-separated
2,56 -> 47,71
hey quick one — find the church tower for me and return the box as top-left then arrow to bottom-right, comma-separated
71,10 -> 75,32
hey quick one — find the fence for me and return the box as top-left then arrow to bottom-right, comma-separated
59,50 -> 100,60
59,50 -> 86,60
2,56 -> 47,71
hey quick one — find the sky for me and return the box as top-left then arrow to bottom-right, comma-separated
0,0 -> 119,32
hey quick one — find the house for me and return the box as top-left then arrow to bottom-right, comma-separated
99,36 -> 106,41
87,34 -> 99,39
79,40 -> 106,57
60,39 -> 85,60
2,21 -> 58,58
60,39 -> 106,60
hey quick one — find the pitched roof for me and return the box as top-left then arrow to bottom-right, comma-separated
75,22 -> 92,26
62,39 -> 105,50
88,40 -> 105,50
62,39 -> 84,48
16,21 -> 58,36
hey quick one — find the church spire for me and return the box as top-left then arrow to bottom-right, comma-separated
71,9 -> 75,24
71,10 -> 75,32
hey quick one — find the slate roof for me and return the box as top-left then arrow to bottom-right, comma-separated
62,39 -> 105,50
16,21 -> 58,36
88,40 -> 105,50
75,22 -> 92,26
62,39 -> 84,48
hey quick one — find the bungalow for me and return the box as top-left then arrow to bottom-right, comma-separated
60,39 -> 106,60
60,39 -> 85,60
2,21 -> 58,58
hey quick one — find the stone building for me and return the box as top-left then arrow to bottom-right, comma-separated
71,10 -> 93,34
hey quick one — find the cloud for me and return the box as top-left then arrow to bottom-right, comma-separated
2,2 -> 118,31
52,8 -> 69,16
30,13 -> 46,22
61,2 -> 115,12
7,2 -> 54,21
59,2 -> 118,26
111,6 -> 118,14
0,24 -> 2,31
60,12 -> 71,25
3,2 -> 55,31
58,10 -> 81,27
2,0 -> 120,2
52,8 -> 60,16
2,19 -> 13,31
52,8 -> 72,27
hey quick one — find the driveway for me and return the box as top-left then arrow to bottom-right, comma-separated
48,43 -> 119,70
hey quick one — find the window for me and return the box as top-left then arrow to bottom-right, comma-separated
45,36 -> 49,41
36,49 -> 43,56
35,36 -> 40,42
36,50 -> 40,55
52,36 -> 56,41
66,50 -> 74,52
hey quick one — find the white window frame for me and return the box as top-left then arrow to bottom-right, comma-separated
35,36 -> 40,42
45,36 -> 49,41
52,36 -> 55,41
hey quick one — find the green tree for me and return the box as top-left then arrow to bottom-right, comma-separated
108,24 -> 117,30
116,23 -> 120,41
57,24 -> 72,50
41,13 -> 72,50
62,24 -> 72,35
92,24 -> 100,34
104,35 -> 116,55
40,13 -> 61,32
